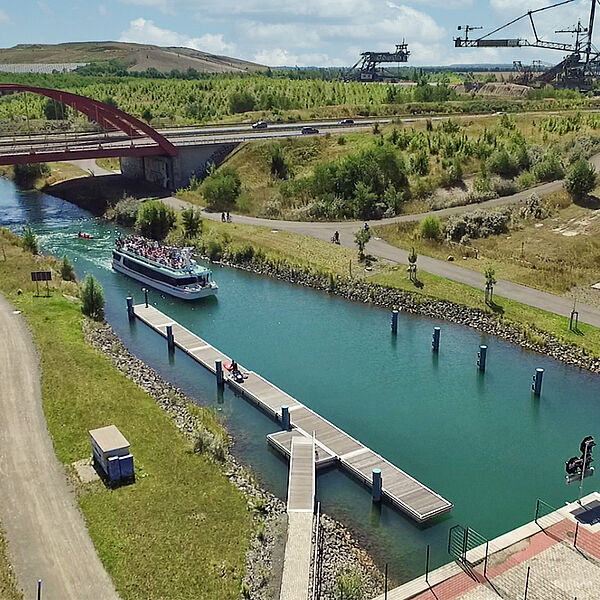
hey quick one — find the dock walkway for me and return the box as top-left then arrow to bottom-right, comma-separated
280,437 -> 316,600
133,303 -> 452,523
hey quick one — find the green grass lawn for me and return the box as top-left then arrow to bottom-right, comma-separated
0,525 -> 21,600
95,158 -> 121,172
0,229 -> 254,600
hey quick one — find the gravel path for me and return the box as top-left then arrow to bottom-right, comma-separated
0,295 -> 120,600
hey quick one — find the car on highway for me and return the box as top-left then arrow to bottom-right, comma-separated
301,126 -> 319,135
339,118 -> 354,125
252,121 -> 268,129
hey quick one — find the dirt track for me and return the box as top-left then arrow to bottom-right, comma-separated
0,295 -> 120,600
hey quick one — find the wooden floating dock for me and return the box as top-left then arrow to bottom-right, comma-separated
133,304 -> 452,523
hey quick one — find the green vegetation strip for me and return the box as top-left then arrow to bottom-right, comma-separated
0,229 -> 253,600
0,525 -> 21,600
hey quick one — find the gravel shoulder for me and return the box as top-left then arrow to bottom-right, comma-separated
0,294 -> 119,600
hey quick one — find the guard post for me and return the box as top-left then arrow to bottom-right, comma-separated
532,368 -> 544,396
477,345 -> 487,372
372,468 -> 382,502
391,309 -> 399,335
215,359 -> 224,386
281,405 -> 290,431
432,327 -> 440,353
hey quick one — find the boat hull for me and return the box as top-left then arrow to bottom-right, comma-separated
112,260 -> 218,300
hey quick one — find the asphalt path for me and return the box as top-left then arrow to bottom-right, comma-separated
165,153 -> 600,328
0,295 -> 120,600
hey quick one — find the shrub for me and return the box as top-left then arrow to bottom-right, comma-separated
229,90 -> 256,113
534,153 -> 564,182
81,275 -> 105,321
21,226 -> 39,254
565,158 -> 597,200
336,568 -> 364,600
419,215 -> 442,240
409,150 -> 430,176
492,178 -> 518,197
337,135 -> 346,145
181,208 -> 203,239
446,209 -> 510,242
60,255 -> 76,281
135,201 -> 176,240
113,195 -> 140,226
13,163 -> 50,188
268,143 -> 289,179
201,166 -> 242,211
488,148 -> 519,178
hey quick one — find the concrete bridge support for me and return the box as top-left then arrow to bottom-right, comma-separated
121,142 -> 238,191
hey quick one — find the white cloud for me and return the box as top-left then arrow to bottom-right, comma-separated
253,48 -> 345,67
0,9 -> 12,24
98,5 -> 107,16
120,18 -> 236,54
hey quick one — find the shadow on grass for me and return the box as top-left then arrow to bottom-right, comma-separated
574,194 -> 600,210
486,299 -> 505,314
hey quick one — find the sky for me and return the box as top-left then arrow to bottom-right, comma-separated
0,0 -> 597,67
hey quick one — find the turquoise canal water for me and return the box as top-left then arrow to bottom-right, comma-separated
2,177 -> 599,584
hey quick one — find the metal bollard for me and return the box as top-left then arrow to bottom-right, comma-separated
166,324 -> 174,352
477,345 -> 487,371
372,468 -> 382,502
391,309 -> 399,335
143,287 -> 149,307
532,368 -> 544,396
432,327 -> 440,353
215,359 -> 224,386
126,296 -> 134,320
37,580 -> 42,600
281,405 -> 290,431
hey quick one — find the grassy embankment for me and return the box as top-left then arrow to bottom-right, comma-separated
0,162 -> 88,187
0,525 -> 21,600
95,158 -> 121,172
184,218 -> 600,358
0,228 -> 253,600
177,112 -> 599,219
374,189 -> 600,298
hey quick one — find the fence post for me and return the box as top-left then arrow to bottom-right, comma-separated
37,580 -> 42,600
523,566 -> 531,600
425,544 -> 430,584
574,521 -> 580,548
535,498 -> 540,524
384,563 -> 388,600
484,540 -> 489,578
463,527 -> 469,562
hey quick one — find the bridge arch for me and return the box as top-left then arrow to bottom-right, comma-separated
0,83 -> 178,157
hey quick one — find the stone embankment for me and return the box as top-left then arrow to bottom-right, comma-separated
83,320 -> 384,600
211,255 -> 600,374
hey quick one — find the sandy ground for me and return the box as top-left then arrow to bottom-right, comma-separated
0,294 -> 120,600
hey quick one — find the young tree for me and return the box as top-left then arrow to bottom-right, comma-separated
354,228 -> 371,261
408,247 -> 418,282
81,275 -> 105,321
135,201 -> 176,240
181,208 -> 203,239
201,166 -> 242,211
21,226 -> 39,254
484,266 -> 497,304
419,216 -> 442,240
13,163 -> 50,189
60,255 -> 76,281
268,143 -> 289,179
565,158 -> 598,201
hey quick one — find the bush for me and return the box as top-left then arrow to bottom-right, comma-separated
336,568 -> 364,600
565,158 -> 597,200
268,143 -> 289,179
201,166 -> 242,211
60,255 -> 76,281
135,201 -> 176,240
492,178 -> 518,197
21,226 -> 39,254
113,195 -> 140,226
488,148 -> 519,178
409,150 -> 430,176
81,275 -> 105,321
446,209 -> 510,242
181,208 -> 203,239
534,153 -> 564,182
229,91 -> 256,113
419,215 -> 442,240
13,163 -> 50,189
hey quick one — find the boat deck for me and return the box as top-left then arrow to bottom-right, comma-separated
133,303 -> 452,523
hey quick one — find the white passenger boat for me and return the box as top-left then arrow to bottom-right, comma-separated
111,236 -> 218,300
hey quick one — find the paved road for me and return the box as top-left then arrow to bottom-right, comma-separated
0,295 -> 120,600
165,154 -> 600,328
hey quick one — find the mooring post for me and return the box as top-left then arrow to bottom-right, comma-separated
391,309 -> 399,334
432,327 -> 440,353
372,468 -> 382,502
126,296 -> 134,320
477,345 -> 487,372
166,324 -> 174,353
281,405 -> 290,431
532,368 -> 544,396
215,359 -> 224,386
143,287 -> 149,308
37,580 -> 42,600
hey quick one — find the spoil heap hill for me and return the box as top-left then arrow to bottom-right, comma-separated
0,41 -> 265,73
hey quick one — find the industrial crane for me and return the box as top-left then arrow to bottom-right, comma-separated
454,0 -> 600,88
344,43 -> 410,82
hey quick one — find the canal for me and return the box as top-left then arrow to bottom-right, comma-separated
1,177 -> 599,584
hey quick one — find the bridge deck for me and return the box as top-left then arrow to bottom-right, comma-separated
134,304 -> 452,523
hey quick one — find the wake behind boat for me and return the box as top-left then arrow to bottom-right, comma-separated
112,235 -> 218,300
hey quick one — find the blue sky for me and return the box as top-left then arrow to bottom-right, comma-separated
0,0 -> 596,66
